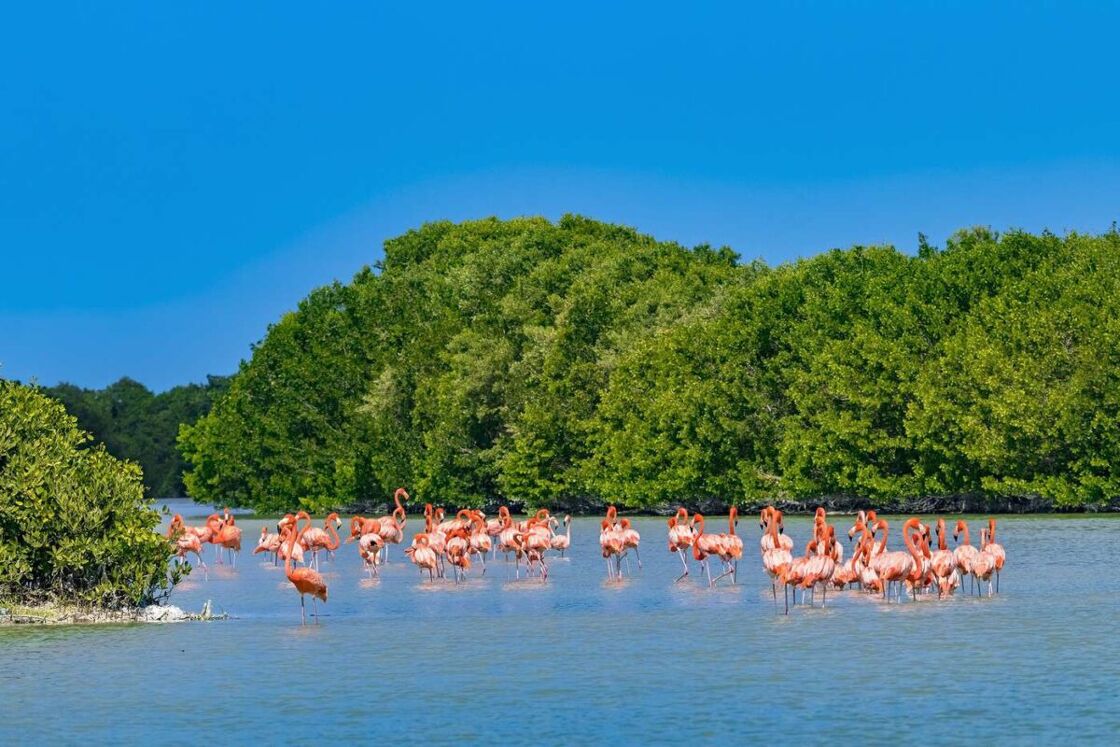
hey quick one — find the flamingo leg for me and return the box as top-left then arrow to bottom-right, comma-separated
300,594 -> 306,624
674,549 -> 690,582
634,547 -> 642,570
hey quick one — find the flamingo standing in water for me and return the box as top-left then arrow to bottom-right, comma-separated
667,508 -> 696,581
252,526 -> 283,565
357,530 -> 385,578
499,513 -> 521,566
550,515 -> 572,557
984,518 -> 1006,592
445,527 -> 473,582
617,518 -> 642,573
600,518 -> 624,580
284,511 -> 328,623
166,516 -> 207,574
871,518 -> 922,602
953,520 -> 980,594
300,513 -> 342,570
468,511 -> 491,573
706,508 -> 744,585
212,512 -> 243,566
369,488 -> 408,562
405,533 -> 440,581
761,512 -> 793,611
691,514 -> 726,587
798,521 -> 836,607
930,518 -> 959,598
973,528 -> 997,597
487,507 -> 509,558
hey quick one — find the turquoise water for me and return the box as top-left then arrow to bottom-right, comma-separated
2,503 -> 1118,744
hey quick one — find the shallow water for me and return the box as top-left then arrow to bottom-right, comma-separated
3,503 -> 1118,744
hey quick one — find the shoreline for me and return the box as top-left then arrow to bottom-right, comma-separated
0,600 -> 225,627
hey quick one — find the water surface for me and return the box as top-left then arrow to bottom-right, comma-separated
3,503 -> 1117,744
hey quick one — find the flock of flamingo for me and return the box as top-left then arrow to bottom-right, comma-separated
166,490 -> 1008,622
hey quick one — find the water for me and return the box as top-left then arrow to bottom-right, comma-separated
2,502 -> 1118,744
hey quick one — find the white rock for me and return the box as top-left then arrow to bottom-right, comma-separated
140,604 -> 187,623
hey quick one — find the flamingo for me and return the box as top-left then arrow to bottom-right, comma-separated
498,513 -> 521,564
300,513 -> 342,569
445,527 -> 473,582
617,518 -> 642,573
252,526 -> 283,565
599,518 -> 624,580
550,515 -> 572,557
708,508 -> 744,585
984,518 -> 1006,592
761,512 -> 793,610
667,508 -> 696,581
284,511 -> 328,623
856,533 -> 883,594
800,525 -> 837,606
418,506 -> 448,576
973,528 -> 997,597
212,513 -> 243,566
357,531 -> 385,578
276,517 -> 306,566
871,518 -> 922,602
370,488 -> 408,562
760,507 -> 794,551
691,514 -> 725,587
930,518 -> 958,598
167,518 -> 207,574
522,517 -> 552,580
487,507 -> 509,557
903,520 -> 933,600
404,533 -> 440,581
953,520 -> 981,594
468,511 -> 492,573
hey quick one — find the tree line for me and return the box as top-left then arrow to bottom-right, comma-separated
175,216 -> 1120,514
41,376 -> 229,497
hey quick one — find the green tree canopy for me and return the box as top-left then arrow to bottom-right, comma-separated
0,380 -> 178,607
179,217 -> 1120,512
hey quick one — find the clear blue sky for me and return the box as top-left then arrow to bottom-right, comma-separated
3,2 -> 1119,391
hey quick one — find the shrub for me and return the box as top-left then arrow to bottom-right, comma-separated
0,379 -> 181,608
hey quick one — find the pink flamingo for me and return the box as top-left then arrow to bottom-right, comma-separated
691,514 -> 725,587
405,533 -> 440,581
930,518 -> 959,598
300,513 -> 342,570
953,520 -> 981,594
550,515 -> 572,557
600,518 -> 624,580
973,528 -> 997,597
618,518 -> 642,573
252,526 -> 283,565
761,512 -> 793,610
284,511 -> 328,623
667,508 -> 696,581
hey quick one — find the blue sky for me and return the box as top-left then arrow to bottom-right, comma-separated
3,2 -> 1119,391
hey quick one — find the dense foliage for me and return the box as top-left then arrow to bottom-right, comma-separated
0,380 -> 180,608
42,376 -> 229,497
179,217 -> 1120,512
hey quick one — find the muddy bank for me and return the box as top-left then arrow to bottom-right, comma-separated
0,600 -> 226,626
344,493 -> 1120,516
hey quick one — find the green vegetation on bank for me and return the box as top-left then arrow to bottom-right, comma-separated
0,380 -> 181,608
179,216 -> 1120,513
42,376 -> 229,497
